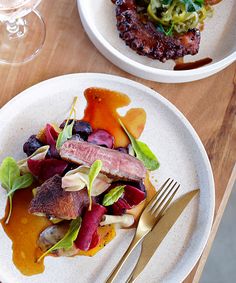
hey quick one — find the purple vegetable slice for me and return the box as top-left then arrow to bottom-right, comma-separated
27,158 -> 68,181
88,129 -> 114,149
123,185 -> 146,206
75,203 -> 107,251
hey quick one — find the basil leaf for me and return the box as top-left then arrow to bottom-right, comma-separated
156,22 -> 173,36
0,157 -> 34,224
88,160 -> 103,210
119,120 -> 160,171
6,195 -> 13,225
7,173 -> 34,196
56,120 -> 74,150
37,217 -> 81,262
102,185 -> 125,206
0,157 -> 20,190
180,0 -> 202,12
156,22 -> 166,34
56,96 -> 78,150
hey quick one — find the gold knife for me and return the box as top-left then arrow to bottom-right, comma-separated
127,189 -> 199,283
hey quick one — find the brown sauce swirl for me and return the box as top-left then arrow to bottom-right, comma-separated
174,57 -> 213,71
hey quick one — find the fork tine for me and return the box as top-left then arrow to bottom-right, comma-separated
147,178 -> 173,212
151,183 -> 180,218
154,184 -> 180,218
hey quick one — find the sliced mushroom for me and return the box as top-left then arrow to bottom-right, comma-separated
38,223 -> 78,257
100,214 -> 134,228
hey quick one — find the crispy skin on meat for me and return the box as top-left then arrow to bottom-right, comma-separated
29,175 -> 89,220
113,0 -> 200,62
60,140 -> 146,182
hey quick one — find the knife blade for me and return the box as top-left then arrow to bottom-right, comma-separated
127,189 -> 199,283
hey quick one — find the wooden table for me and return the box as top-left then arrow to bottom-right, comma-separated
0,1 -> 235,282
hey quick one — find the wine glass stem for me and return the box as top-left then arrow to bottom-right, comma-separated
6,19 -> 19,33
5,18 -> 26,38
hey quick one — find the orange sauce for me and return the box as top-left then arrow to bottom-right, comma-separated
1,87 -> 152,276
78,225 -> 116,257
1,188 -> 50,276
83,88 -> 146,147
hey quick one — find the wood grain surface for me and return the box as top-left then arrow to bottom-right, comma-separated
0,0 -> 235,282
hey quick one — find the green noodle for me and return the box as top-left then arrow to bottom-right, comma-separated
146,0 -> 213,34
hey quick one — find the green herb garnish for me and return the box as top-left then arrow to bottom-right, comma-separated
119,120 -> 160,171
37,217 -> 81,262
102,185 -> 125,206
56,96 -> 78,150
157,22 -> 174,36
88,160 -> 103,210
179,0 -> 203,12
0,157 -> 34,224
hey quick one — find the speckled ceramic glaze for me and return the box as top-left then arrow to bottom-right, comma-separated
77,0 -> 236,83
0,74 -> 214,283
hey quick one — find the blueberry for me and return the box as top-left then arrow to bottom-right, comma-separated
23,135 -> 44,156
60,120 -> 92,140
59,119 -> 73,129
73,121 -> 92,139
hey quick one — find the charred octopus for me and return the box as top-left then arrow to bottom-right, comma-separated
112,0 -> 201,62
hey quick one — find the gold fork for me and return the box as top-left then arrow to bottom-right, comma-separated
106,178 -> 180,283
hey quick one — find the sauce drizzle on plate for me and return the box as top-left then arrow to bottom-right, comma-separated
174,57 -> 213,71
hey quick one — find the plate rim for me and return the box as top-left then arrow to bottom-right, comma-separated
77,0 -> 236,83
0,73 -> 215,282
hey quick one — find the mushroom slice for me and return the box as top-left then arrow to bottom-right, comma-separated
100,214 -> 134,228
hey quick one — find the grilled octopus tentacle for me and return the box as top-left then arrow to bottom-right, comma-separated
113,0 -> 201,62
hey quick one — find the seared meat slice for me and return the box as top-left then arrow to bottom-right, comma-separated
29,175 -> 89,220
60,140 -> 146,182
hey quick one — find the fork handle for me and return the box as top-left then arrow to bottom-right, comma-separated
106,234 -> 145,283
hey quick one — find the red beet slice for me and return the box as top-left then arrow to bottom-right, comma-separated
28,158 -> 68,181
112,198 -> 131,215
88,230 -> 100,250
44,124 -> 59,158
123,185 -> 146,206
27,159 -> 41,176
88,129 -> 114,149
75,203 -> 107,251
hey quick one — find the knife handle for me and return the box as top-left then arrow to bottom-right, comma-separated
106,234 -> 144,283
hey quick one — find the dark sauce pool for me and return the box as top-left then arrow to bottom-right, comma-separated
174,57 -> 213,71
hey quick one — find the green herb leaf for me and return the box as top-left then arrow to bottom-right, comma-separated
179,0 -> 203,12
56,120 -> 74,150
102,185 -> 125,206
0,157 -> 34,224
7,173 -> 34,196
37,217 -> 81,262
88,160 -> 103,210
0,157 -> 20,190
161,0 -> 173,5
156,22 -> 173,36
56,96 -> 78,150
119,120 -> 160,171
5,195 -> 13,225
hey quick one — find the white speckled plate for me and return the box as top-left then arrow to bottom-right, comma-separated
77,0 -> 236,83
0,73 -> 214,283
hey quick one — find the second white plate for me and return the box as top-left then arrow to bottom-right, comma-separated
77,0 -> 236,83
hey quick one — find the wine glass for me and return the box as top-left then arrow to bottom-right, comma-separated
0,0 -> 46,64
